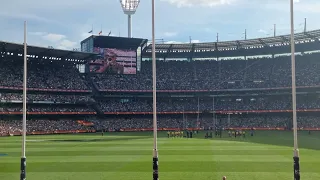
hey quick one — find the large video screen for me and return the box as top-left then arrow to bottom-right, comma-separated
89,47 -> 137,74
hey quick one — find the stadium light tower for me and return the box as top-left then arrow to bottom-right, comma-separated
120,0 -> 140,38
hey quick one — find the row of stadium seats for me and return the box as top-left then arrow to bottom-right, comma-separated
92,53 -> 320,90
0,59 -> 89,90
1,53 -> 320,91
0,107 -> 93,112
1,116 -> 320,135
1,94 -> 320,112
0,93 -> 92,102
0,119 -> 94,135
97,97 -> 320,112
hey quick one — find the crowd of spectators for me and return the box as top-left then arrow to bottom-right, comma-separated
1,52 -> 320,92
2,50 -> 320,136
0,119 -> 94,135
0,93 -> 92,103
92,53 -> 320,90
3,107 -> 94,112
0,59 -> 89,90
1,116 -> 320,136
0,104 -> 95,113
1,94 -> 320,113
97,96 -> 320,112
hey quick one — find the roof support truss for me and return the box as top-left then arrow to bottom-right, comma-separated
1,42 -> 7,52
258,39 -> 267,47
236,41 -> 241,49
190,44 -> 196,59
214,42 -> 218,51
0,42 -> 7,59
59,51 -> 75,60
164,44 -> 173,59
281,36 -> 289,43
38,49 -> 54,59
304,32 -> 318,41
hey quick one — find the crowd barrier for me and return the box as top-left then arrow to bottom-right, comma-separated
1,127 -> 319,137
103,109 -> 320,115
119,127 -> 320,132
1,110 -> 320,115
0,130 -> 96,137
119,128 -> 202,132
217,127 -> 320,131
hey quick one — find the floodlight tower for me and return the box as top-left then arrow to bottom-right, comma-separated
120,0 -> 140,38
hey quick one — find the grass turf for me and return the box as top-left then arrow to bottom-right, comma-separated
0,131 -> 320,180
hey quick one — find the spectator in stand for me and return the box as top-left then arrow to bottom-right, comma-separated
91,53 -> 320,91
1,116 -> 320,136
0,119 -> 95,135
96,96 -> 320,113
0,59 -> 89,90
1,53 -> 320,91
0,93 -> 92,102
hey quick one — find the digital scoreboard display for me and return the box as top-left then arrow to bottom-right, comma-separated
89,47 -> 137,74
81,35 -> 147,74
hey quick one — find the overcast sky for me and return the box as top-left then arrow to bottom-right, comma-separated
0,0 -> 318,50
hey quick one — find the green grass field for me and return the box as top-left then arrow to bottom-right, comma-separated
1,131 -> 320,180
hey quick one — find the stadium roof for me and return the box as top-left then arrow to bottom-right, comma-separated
142,29 -> 320,59
0,40 -> 97,63
81,35 -> 148,50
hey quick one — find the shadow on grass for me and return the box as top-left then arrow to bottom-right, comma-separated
193,130 -> 320,151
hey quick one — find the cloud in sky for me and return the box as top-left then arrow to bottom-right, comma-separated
0,0 -> 319,50
0,12 -> 53,23
42,33 -> 66,42
258,29 -> 267,34
164,39 -> 201,44
29,32 -> 76,50
57,39 -> 77,50
160,0 -> 237,7
191,40 -> 201,43
163,32 -> 178,37
164,41 -> 181,44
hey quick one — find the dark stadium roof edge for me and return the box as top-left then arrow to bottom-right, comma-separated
81,35 -> 148,50
0,40 -> 97,63
142,29 -> 320,59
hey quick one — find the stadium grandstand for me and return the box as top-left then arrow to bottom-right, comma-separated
3,0 -> 320,179
1,29 -> 320,135
1,27 -> 320,180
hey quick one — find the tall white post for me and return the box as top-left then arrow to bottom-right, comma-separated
20,21 -> 27,180
290,0 -> 300,179
151,0 -> 158,179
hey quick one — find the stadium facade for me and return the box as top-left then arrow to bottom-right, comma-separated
1,29 -> 320,136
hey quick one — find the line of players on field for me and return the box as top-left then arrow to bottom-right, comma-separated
167,130 -> 195,138
167,128 -> 255,139
205,128 -> 254,139
228,130 -> 246,138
